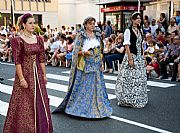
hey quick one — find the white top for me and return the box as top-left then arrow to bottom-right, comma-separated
150,25 -> 158,35
59,41 -> 67,52
82,38 -> 100,52
123,29 -> 131,45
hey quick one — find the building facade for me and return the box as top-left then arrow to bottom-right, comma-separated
58,0 -> 103,30
99,0 -> 152,31
0,0 -> 58,29
144,0 -> 180,22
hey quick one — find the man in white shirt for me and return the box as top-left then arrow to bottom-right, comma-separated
167,18 -> 179,34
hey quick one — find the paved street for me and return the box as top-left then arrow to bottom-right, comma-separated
0,61 -> 180,133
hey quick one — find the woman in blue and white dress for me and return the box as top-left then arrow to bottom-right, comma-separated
115,12 -> 148,108
53,17 -> 113,118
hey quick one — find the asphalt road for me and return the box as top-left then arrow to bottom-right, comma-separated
0,62 -> 180,133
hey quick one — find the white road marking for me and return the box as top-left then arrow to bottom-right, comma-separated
110,116 -> 172,133
8,78 -> 116,100
0,83 -> 63,116
49,73 -> 176,88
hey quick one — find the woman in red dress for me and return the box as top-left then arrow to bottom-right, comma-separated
3,13 -> 53,133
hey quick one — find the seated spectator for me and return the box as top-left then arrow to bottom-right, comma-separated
157,22 -> 165,33
150,19 -> 158,38
160,36 -> 180,80
48,37 -> 59,65
0,34 -> 9,61
143,33 -> 153,51
103,37 -> 113,69
104,35 -> 125,73
173,55 -> 180,82
167,18 -> 179,35
145,41 -> 156,57
171,37 -> 180,81
143,21 -> 151,35
146,57 -> 160,79
43,34 -> 51,63
65,36 -> 74,67
56,34 -> 67,66
155,31 -> 167,58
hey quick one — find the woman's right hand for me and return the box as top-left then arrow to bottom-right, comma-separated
128,59 -> 134,67
20,79 -> 28,88
84,51 -> 92,56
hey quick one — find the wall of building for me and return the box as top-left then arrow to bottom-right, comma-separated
58,0 -> 103,30
0,0 -> 58,29
144,0 -> 180,22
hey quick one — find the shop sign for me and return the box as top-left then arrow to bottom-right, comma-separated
100,0 -> 120,3
101,6 -> 145,12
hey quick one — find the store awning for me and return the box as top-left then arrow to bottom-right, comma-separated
97,0 -> 153,5
101,5 -> 145,12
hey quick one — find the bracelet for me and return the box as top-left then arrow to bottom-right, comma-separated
20,78 -> 25,82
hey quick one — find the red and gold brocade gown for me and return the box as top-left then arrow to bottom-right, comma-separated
3,36 -> 53,133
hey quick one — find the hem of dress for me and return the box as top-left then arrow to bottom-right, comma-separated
117,101 -> 148,108
65,110 -> 112,119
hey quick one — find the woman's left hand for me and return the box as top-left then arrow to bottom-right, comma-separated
44,76 -> 48,85
100,65 -> 104,72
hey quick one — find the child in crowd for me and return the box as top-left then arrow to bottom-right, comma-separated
146,57 -> 160,79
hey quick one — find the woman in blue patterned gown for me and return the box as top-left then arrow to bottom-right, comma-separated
53,17 -> 113,118
115,12 -> 148,108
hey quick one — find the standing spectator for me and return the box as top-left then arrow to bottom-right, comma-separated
159,13 -> 168,32
97,21 -> 102,31
175,11 -> 180,25
143,15 -> 149,23
104,20 -> 113,38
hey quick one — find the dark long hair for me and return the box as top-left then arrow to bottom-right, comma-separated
130,12 -> 142,30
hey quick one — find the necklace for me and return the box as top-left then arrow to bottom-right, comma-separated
23,33 -> 33,38
132,26 -> 139,35
86,31 -> 94,39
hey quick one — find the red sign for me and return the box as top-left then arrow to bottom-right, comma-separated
101,6 -> 145,12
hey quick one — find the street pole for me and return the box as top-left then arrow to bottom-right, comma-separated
138,0 -> 140,13
10,0 -> 15,26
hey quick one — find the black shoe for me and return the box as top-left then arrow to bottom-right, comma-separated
171,77 -> 176,82
160,75 -> 168,79
0,77 -> 4,81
